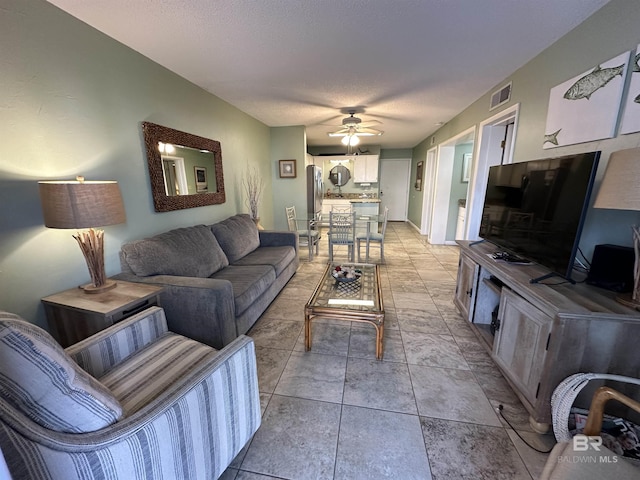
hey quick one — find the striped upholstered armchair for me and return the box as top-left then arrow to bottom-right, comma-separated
0,306 -> 261,480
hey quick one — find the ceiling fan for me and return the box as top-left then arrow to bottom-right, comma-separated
327,111 -> 384,139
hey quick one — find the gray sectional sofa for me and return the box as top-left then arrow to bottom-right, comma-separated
114,214 -> 298,349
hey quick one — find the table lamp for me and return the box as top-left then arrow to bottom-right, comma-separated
592,147 -> 640,309
38,176 -> 126,294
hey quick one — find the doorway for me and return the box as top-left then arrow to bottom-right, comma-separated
422,127 -> 476,244
421,148 -> 437,240
379,158 -> 410,221
464,104 -> 519,241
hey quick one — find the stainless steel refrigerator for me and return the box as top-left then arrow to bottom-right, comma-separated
306,165 -> 323,217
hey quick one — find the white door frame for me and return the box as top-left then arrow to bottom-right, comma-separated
464,103 -> 520,241
427,126 -> 476,244
161,155 -> 188,195
420,147 -> 438,237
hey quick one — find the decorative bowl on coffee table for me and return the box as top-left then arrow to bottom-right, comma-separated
331,265 -> 362,283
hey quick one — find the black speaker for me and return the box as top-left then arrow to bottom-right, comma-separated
586,244 -> 635,293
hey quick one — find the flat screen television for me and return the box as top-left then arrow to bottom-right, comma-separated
479,151 -> 600,282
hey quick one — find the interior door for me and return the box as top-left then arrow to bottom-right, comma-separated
379,159 -> 410,221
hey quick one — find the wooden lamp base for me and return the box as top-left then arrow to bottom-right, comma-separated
73,228 -> 116,295
80,279 -> 117,294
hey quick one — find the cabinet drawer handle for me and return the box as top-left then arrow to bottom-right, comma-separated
122,300 -> 151,317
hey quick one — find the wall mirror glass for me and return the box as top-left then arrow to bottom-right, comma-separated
142,121 -> 225,212
329,165 -> 350,186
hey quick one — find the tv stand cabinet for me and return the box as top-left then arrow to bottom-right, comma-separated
454,240 -> 640,432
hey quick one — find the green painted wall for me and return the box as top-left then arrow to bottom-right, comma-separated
408,143 -> 430,227
410,0 -> 640,258
271,126 -> 308,231
0,0 -> 272,327
380,148 -> 413,159
446,143 -> 473,241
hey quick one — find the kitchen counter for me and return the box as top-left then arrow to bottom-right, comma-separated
324,193 -> 380,203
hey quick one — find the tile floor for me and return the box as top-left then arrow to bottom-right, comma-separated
222,221 -> 555,480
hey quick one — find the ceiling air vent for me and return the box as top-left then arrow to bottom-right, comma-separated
489,82 -> 512,111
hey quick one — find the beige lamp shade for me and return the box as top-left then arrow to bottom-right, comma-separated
593,147 -> 640,211
38,180 -> 126,228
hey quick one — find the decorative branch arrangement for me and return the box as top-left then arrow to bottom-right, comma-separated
243,165 -> 264,221
73,228 -> 107,289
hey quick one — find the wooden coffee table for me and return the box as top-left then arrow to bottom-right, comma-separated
305,263 -> 385,359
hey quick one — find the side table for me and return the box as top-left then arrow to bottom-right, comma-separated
42,280 -> 164,347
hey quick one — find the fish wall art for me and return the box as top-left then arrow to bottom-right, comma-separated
543,50 -> 629,149
619,45 -> 640,135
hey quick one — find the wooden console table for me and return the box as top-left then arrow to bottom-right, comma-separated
454,240 -> 640,432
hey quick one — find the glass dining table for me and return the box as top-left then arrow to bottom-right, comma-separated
294,213 -> 385,262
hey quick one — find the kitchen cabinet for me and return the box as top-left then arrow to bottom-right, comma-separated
454,240 -> 640,432
455,205 -> 466,239
353,155 -> 379,183
351,201 -> 379,217
321,199 -> 352,216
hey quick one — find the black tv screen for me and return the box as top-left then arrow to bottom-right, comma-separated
479,151 -> 600,282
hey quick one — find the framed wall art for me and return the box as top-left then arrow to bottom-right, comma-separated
543,51 -> 629,149
279,159 -> 297,178
462,153 -> 472,182
620,44 -> 640,135
194,166 -> 208,192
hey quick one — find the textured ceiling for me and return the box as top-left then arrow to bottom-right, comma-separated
47,0 -> 610,149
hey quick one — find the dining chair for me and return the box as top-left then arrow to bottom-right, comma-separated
357,207 -> 389,263
328,211 -> 356,262
285,206 -> 320,260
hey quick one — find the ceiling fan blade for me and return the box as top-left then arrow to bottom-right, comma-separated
358,120 -> 382,128
327,128 -> 350,137
355,127 -> 384,136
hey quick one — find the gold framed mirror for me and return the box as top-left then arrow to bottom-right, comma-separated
142,122 -> 225,212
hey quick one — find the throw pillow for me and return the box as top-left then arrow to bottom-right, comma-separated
122,224 -> 229,277
0,312 -> 123,433
210,214 -> 260,263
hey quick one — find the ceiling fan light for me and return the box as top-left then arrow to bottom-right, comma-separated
341,135 -> 360,146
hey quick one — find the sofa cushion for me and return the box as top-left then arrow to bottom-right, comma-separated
100,332 -> 218,416
121,225 -> 229,278
210,265 -> 276,316
210,214 -> 260,263
0,312 -> 122,433
232,246 -> 297,277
